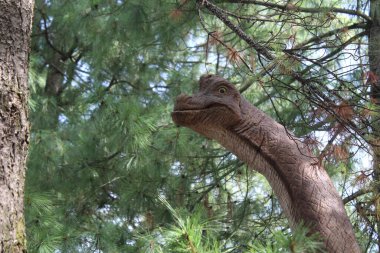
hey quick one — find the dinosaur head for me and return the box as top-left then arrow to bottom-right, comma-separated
172,74 -> 243,132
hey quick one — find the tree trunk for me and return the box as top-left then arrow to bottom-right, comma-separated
44,50 -> 65,129
0,0 -> 34,252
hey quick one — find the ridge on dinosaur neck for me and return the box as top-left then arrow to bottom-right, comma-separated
172,74 -> 361,253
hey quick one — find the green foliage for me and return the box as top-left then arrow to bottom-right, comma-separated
140,198 -> 323,253
249,224 -> 324,253
25,192 -> 63,253
140,196 -> 231,253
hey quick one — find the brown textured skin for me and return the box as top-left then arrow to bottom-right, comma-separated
172,74 -> 361,253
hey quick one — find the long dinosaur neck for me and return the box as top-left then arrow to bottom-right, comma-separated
197,98 -> 360,252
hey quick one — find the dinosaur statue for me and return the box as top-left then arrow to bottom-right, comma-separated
171,74 -> 361,253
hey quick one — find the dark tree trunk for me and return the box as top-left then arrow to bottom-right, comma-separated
369,0 -> 380,249
0,0 -> 34,252
44,50 -> 65,129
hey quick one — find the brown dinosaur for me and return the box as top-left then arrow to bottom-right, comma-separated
171,74 -> 361,253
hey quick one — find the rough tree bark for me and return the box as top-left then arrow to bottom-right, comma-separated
0,0 -> 34,252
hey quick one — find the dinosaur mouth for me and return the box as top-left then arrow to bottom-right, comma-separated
172,108 -> 206,113
172,108 -> 207,113
171,106 -> 226,117
173,103 -> 226,113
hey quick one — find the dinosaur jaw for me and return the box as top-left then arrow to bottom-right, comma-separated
171,109 -> 200,126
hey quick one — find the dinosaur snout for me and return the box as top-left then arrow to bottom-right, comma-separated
173,94 -> 192,111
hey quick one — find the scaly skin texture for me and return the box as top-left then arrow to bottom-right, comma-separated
172,74 -> 361,253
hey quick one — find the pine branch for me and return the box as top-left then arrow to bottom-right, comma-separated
290,22 -> 368,51
343,188 -> 372,204
225,0 -> 371,21
198,0 -> 275,61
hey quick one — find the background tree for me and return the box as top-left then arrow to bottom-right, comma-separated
26,0 -> 380,252
0,0 -> 34,252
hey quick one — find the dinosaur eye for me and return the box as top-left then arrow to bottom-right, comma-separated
218,86 -> 227,94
